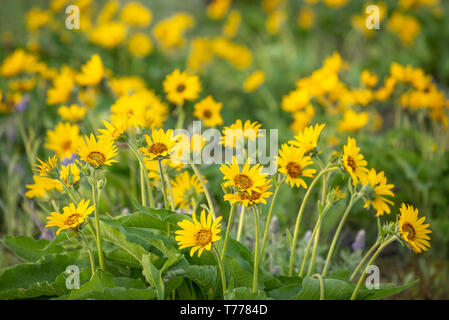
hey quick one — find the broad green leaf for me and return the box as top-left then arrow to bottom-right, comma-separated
224,287 -> 271,300
141,253 -> 164,300
292,277 -> 354,300
1,236 -> 65,262
0,253 -> 90,299
355,280 -> 418,300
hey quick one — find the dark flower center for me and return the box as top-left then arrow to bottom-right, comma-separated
402,222 -> 416,241
346,156 -> 357,172
234,174 -> 253,190
195,229 -> 212,247
286,162 -> 302,178
87,151 -> 106,165
149,142 -> 168,155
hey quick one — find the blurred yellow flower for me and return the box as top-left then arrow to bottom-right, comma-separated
193,95 -> 223,127
76,54 -> 105,86
120,2 -> 152,27
128,33 -> 153,57
243,70 -> 265,93
207,0 -> 231,20
89,22 -> 126,48
338,109 -> 369,132
163,69 -> 201,105
45,122 -> 82,160
58,104 -> 87,122
361,168 -> 395,216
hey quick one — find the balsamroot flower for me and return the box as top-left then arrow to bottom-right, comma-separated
175,210 -> 222,257
45,199 -> 94,235
398,203 -> 431,254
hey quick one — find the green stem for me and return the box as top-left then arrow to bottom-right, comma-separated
258,182 -> 281,265
128,141 -> 155,208
139,163 -> 147,206
221,204 -> 236,260
191,163 -> 216,219
349,241 -> 380,281
350,236 -> 396,300
176,105 -> 185,129
322,194 -> 361,277
312,274 -> 325,300
91,169 -> 105,270
307,222 -> 321,277
288,166 -> 338,276
80,230 -> 95,277
164,167 -> 176,211
299,204 -> 330,277
236,205 -> 246,242
56,176 -> 79,205
213,246 -> 227,296
157,160 -> 169,210
252,206 -> 260,293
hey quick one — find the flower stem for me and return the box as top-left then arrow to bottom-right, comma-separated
258,182 -> 281,265
213,246 -> 227,296
349,241 -> 380,281
322,194 -> 361,277
80,230 -> 95,277
164,166 -> 176,211
157,160 -> 169,210
252,206 -> 260,293
91,168 -> 105,270
288,166 -> 338,276
299,204 -> 330,277
221,204 -> 236,260
139,164 -> 147,206
236,205 -> 246,242
191,163 -> 216,219
350,236 -> 396,300
128,141 -> 155,208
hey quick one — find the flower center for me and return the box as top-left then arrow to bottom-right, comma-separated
346,155 -> 357,172
402,222 -> 416,241
149,142 -> 168,155
286,162 -> 303,178
62,140 -> 72,151
65,213 -> 82,227
195,229 -> 212,247
87,151 -> 106,165
177,84 -> 186,93
203,110 -> 212,119
233,174 -> 253,190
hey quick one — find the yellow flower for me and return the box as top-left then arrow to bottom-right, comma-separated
266,10 -> 286,35
140,129 -> 178,160
222,10 -> 241,38
243,70 -> 265,93
89,22 -> 126,48
76,54 -> 105,86
342,137 -> 369,185
98,119 -> 127,141
387,11 -> 421,47
193,95 -> 223,127
221,119 -> 263,148
26,8 -> 52,32
58,104 -> 87,122
45,199 -> 94,235
46,66 -> 75,105
323,0 -> 348,8
211,37 -> 252,70
398,203 -> 431,254
0,50 -> 36,77
45,122 -> 82,160
207,0 -> 231,20
361,169 -> 395,216
50,0 -> 69,12
153,13 -> 194,50
220,157 -> 267,193
128,33 -> 153,57
290,105 -> 315,133
120,2 -> 152,27
163,69 -> 201,105
171,171 -> 204,210
25,175 -> 63,198
187,38 -> 214,72
224,180 -> 272,207
338,109 -> 369,132
277,144 -> 316,188
282,89 -> 310,112
360,70 -> 378,88
175,210 -> 222,257
297,6 -> 315,30
289,123 -> 325,154
60,163 -> 81,184
97,0 -> 119,24
9,78 -> 36,92
109,76 -> 146,96
34,156 -> 58,176
77,134 -> 118,167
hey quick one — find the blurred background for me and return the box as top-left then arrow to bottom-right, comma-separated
1,0 -> 448,299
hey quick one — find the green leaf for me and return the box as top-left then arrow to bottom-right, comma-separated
66,271 -> 156,300
292,277 -> 354,300
224,287 -> 271,300
1,236 -> 65,262
141,253 -> 165,300
356,280 -> 418,300
0,253 -> 90,299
